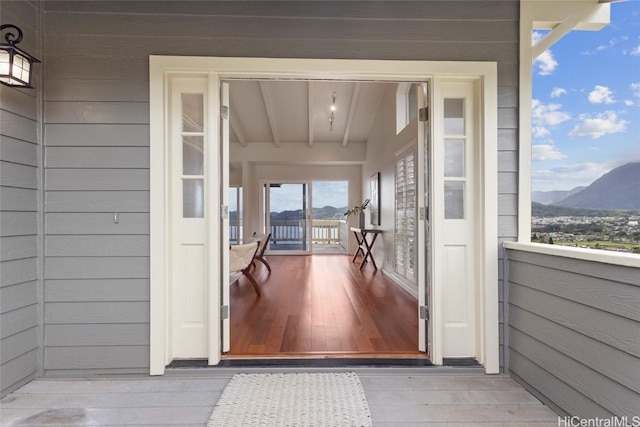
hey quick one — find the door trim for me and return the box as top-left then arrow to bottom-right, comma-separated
149,57 -> 499,375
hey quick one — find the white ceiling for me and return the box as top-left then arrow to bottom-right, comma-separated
227,80 -> 393,147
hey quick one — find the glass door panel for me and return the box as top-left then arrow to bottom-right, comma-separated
266,183 -> 310,253
229,186 -> 242,244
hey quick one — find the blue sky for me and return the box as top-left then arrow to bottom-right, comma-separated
531,1 -> 640,192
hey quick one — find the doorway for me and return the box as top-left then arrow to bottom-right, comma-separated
263,182 -> 311,254
261,181 -> 349,255
149,57 -> 499,375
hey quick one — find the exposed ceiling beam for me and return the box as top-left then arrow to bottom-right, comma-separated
342,82 -> 361,147
259,81 -> 280,147
308,82 -> 315,147
229,105 -> 247,147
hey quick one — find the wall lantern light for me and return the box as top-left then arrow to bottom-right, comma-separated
0,24 -> 40,88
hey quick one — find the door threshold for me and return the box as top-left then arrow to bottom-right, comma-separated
218,357 -> 433,368
167,353 -> 432,369
224,351 -> 428,360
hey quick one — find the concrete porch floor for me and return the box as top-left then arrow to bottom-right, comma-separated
0,368 -> 559,426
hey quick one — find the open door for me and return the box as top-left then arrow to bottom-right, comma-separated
416,82 -> 432,354
221,81 -> 231,353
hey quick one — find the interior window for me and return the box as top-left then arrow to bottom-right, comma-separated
396,83 -> 418,134
395,151 -> 416,281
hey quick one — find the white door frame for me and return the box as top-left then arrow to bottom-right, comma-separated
149,56 -> 499,375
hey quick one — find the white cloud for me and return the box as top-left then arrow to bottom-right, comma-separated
531,99 -> 571,139
532,31 -> 544,44
531,32 -> 558,75
629,45 -> 640,56
569,111 -> 628,139
550,87 -> 567,98
631,82 -> 640,98
534,50 -> 558,76
588,85 -> 615,104
583,39 -> 617,55
533,126 -> 550,138
624,100 -> 635,106
532,144 -> 566,161
532,162 -> 612,191
597,39 -> 617,52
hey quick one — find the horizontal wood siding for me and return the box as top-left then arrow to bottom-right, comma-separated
40,0 -> 519,374
0,0 -> 41,397
506,249 -> 640,418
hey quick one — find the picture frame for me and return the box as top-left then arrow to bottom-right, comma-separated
370,172 -> 380,225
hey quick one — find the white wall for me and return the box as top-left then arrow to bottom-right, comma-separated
363,84 -> 418,288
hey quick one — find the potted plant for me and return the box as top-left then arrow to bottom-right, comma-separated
344,199 -> 370,229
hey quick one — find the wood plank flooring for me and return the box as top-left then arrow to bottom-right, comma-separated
228,254 -> 422,357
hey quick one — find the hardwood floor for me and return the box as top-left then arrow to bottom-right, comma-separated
228,254 -> 423,358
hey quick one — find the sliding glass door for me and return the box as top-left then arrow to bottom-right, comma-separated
264,182 -> 311,253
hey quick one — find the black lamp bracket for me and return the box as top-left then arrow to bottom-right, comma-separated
1,24 -> 24,46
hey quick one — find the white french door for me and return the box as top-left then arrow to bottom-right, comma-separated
221,82 -> 231,353
150,57 -> 498,374
416,83 -> 431,354
434,79 -> 478,359
169,77 -> 209,359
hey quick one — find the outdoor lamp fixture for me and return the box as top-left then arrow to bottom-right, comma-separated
0,24 -> 40,88
329,92 -> 336,131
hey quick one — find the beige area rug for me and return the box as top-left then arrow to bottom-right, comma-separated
207,372 -> 373,427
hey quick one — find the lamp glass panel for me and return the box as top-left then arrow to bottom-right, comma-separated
0,51 -> 10,76
12,54 -> 29,82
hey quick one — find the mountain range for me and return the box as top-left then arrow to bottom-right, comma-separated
532,187 -> 585,205
533,162 -> 640,210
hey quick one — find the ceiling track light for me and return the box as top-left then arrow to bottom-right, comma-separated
329,92 -> 336,131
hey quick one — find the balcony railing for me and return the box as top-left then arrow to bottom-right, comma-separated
230,220 -> 345,245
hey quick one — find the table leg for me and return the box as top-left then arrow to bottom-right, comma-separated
359,231 -> 380,270
351,231 -> 365,263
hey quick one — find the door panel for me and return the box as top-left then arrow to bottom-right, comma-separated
416,82 -> 430,353
439,81 -> 477,358
221,81 -> 231,353
170,77 -> 208,359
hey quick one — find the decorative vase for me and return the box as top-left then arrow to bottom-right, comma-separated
358,211 -> 366,229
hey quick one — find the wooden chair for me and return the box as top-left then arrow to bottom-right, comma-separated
251,232 -> 272,273
229,241 -> 261,296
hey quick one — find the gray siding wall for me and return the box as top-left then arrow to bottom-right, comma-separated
506,249 -> 640,417
0,0 -> 41,397
40,1 -> 519,375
